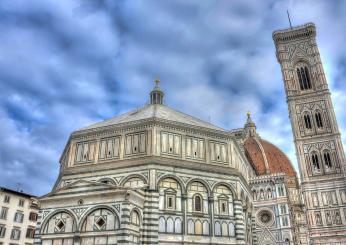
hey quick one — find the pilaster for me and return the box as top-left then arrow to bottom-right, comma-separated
234,199 -> 245,243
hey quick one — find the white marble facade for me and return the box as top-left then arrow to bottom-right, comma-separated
34,22 -> 346,245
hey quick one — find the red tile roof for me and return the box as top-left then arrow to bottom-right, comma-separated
244,137 -> 296,177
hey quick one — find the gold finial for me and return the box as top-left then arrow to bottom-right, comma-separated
247,111 -> 251,118
154,78 -> 160,87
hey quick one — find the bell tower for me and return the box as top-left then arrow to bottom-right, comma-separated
273,23 -> 346,242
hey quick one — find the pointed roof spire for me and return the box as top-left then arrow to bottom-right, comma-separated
150,78 -> 164,105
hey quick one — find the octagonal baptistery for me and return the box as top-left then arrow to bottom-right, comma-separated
36,81 -> 256,245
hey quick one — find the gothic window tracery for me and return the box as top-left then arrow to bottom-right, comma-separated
315,212 -> 322,226
311,153 -> 321,173
252,190 -> 257,200
267,188 -> 273,199
304,114 -> 312,129
315,112 -> 323,128
323,151 -> 333,170
296,66 -> 312,90
158,217 -> 183,234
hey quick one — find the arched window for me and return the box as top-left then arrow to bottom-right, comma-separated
43,212 -> 76,234
194,195 -> 202,212
175,218 -> 182,234
159,178 -> 181,212
81,208 -> 119,232
297,68 -> 304,90
228,222 -> 235,237
315,112 -> 323,128
214,221 -> 221,236
304,114 -> 312,129
187,220 -> 194,234
159,217 -> 165,233
195,220 -> 202,235
214,185 -> 233,215
131,210 -> 140,226
297,66 -> 312,90
311,153 -> 320,171
260,189 -> 264,199
203,221 -> 209,235
221,222 -> 228,236
323,152 -> 333,169
267,188 -> 272,199
166,217 -> 174,233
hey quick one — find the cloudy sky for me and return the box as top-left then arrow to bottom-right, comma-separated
0,0 -> 345,196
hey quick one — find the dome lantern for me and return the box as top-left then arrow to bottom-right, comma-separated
150,79 -> 164,105
244,111 -> 258,138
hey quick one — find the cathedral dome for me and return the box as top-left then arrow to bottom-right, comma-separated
244,137 -> 296,177
242,113 -> 296,177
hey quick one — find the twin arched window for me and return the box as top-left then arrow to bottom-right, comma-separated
311,151 -> 334,174
297,66 -> 312,90
304,112 -> 324,130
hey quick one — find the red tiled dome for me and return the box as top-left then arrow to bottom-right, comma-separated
244,137 -> 296,177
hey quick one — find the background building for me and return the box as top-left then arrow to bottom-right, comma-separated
0,187 -> 39,245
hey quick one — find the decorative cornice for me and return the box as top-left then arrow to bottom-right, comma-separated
71,118 -> 231,141
273,22 -> 316,43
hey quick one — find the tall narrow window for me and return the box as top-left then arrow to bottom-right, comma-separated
131,210 -> 140,226
219,199 -> 228,215
4,195 -> 10,203
304,67 -> 312,89
0,207 -> 8,220
0,225 -> 6,238
18,199 -> 24,207
29,212 -> 38,222
26,228 -> 35,238
304,115 -> 312,129
194,195 -> 202,212
315,113 -> 323,128
297,68 -> 304,90
11,228 -> 21,240
311,153 -> 320,171
166,194 -> 175,210
323,152 -> 332,169
297,66 -> 312,90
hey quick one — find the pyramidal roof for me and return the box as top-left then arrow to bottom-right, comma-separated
76,80 -> 225,133
77,104 -> 225,132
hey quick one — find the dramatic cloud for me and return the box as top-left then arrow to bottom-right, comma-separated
0,0 -> 345,195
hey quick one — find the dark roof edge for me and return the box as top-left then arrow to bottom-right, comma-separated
0,187 -> 37,198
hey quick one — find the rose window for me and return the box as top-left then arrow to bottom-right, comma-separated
257,209 -> 274,226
